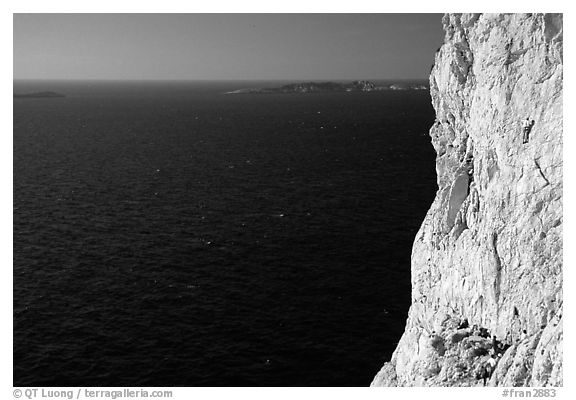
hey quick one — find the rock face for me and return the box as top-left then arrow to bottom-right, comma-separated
372,13 -> 562,387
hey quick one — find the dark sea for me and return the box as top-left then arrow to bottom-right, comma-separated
13,80 -> 437,387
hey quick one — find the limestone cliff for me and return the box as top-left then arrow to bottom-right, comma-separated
372,13 -> 562,387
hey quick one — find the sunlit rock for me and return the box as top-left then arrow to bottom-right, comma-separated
372,13 -> 562,387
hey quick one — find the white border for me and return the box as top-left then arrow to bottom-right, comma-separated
5,2 -> 574,398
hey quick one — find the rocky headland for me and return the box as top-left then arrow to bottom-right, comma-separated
372,13 -> 562,387
224,80 -> 428,94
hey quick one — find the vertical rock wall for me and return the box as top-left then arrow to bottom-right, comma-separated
372,13 -> 562,387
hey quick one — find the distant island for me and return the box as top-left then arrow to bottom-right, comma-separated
224,80 -> 428,94
14,91 -> 65,99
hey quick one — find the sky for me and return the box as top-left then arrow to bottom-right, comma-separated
13,14 -> 444,80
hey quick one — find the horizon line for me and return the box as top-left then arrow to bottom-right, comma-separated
13,77 -> 430,82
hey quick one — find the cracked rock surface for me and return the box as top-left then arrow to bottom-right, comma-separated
372,13 -> 562,387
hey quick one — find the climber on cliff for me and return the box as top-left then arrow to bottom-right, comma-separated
522,118 -> 535,144
478,363 -> 490,386
476,355 -> 498,386
486,356 -> 497,383
491,335 -> 506,356
491,335 -> 498,352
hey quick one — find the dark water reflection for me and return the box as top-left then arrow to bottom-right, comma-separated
14,81 -> 436,386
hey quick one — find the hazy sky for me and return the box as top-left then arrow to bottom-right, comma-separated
14,14 -> 444,80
